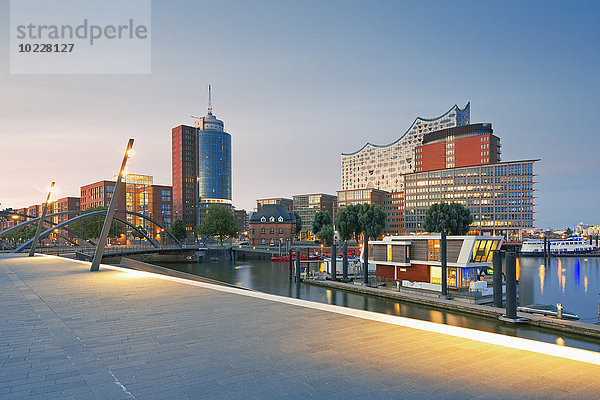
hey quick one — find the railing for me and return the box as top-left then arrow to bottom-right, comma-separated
35,244 -> 205,256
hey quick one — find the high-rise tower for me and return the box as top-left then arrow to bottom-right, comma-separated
172,85 -> 232,234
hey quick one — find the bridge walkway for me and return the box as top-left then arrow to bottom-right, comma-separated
0,253 -> 599,399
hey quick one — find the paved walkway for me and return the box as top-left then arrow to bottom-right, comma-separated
1,254 -> 600,399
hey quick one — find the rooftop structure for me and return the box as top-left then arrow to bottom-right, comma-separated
341,103 -> 470,192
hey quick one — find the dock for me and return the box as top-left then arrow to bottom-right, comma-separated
1,253 -> 600,399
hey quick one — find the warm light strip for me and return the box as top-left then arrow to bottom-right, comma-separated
47,255 -> 600,366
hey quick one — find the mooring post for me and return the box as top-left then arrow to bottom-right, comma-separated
288,249 -> 293,280
441,231 -> 448,297
295,250 -> 301,281
363,236 -> 369,285
331,241 -> 337,281
492,250 -> 504,308
504,251 -> 517,320
343,240 -> 348,280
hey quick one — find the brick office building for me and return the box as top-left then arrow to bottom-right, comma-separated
172,124 -> 198,234
292,194 -> 337,240
80,180 -> 126,212
249,205 -> 296,246
414,123 -> 501,172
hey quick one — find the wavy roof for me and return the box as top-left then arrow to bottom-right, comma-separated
342,102 -> 470,156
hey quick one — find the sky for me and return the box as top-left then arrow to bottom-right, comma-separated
1,0 -> 599,229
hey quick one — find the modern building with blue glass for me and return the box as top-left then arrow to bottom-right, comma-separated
172,86 -> 232,232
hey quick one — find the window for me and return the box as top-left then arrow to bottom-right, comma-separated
261,216 -> 266,222
428,240 -> 440,261
260,228 -> 265,234
279,228 -> 283,234
270,228 -> 274,234
278,216 -> 283,222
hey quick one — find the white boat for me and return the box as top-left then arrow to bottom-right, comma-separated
521,236 -> 598,255
517,304 -> 580,320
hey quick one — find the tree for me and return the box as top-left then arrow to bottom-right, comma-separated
131,225 -> 148,239
170,219 -> 187,241
197,205 -> 239,245
565,227 -> 573,236
4,224 -> 37,241
317,224 -> 334,247
422,202 -> 473,235
293,211 -> 302,236
358,204 -> 387,240
336,205 -> 361,241
68,206 -> 124,238
312,210 -> 332,237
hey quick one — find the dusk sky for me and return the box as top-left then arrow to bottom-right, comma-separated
1,0 -> 599,228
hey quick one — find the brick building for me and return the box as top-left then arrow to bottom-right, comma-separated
249,205 -> 296,246
172,124 -> 197,234
414,123 -> 501,172
234,209 -> 248,236
80,180 -> 126,212
292,194 -> 337,240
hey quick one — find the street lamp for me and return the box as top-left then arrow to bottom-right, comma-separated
90,138 -> 134,272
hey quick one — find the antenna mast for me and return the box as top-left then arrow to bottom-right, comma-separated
207,84 -> 212,115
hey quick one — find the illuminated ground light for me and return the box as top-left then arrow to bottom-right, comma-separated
44,254 -> 600,366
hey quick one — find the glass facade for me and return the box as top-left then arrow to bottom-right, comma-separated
403,160 -> 535,239
197,130 -> 231,201
341,103 -> 470,192
124,174 -> 153,232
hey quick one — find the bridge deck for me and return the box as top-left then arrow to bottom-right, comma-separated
1,253 -> 599,399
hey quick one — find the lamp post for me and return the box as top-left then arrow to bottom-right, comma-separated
28,182 -> 55,256
90,139 -> 134,272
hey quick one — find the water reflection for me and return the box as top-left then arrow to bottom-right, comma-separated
157,258 -> 600,352
518,256 -> 600,323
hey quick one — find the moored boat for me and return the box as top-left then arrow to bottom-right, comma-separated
520,236 -> 598,256
517,304 -> 580,320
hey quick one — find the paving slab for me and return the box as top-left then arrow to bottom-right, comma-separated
1,253 -> 600,399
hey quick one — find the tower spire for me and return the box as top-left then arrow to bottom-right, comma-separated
207,84 -> 212,115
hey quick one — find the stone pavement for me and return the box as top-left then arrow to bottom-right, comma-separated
1,254 -> 600,399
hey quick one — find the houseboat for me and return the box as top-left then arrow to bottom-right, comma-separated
368,235 -> 503,291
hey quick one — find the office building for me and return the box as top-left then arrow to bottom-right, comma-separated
340,103 -> 537,239
172,124 -> 198,232
80,180 -> 126,215
234,209 -> 248,235
414,123 -> 501,172
336,188 -> 403,236
292,193 -> 337,240
172,86 -> 232,235
403,160 -> 536,239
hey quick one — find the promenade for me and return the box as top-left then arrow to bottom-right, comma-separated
1,254 -> 600,399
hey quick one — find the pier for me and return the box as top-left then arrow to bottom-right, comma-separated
1,253 -> 600,399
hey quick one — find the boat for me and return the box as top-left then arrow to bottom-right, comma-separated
520,236 -> 598,256
517,304 -> 580,320
271,254 -> 321,262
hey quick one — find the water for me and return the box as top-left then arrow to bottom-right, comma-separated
155,257 -> 600,352
518,256 -> 600,323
